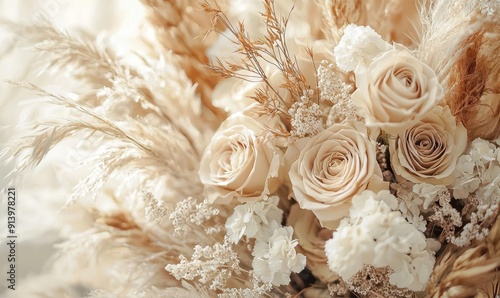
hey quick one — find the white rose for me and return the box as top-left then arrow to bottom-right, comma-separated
199,112 -> 283,204
390,106 -> 467,185
352,45 -> 442,135
287,121 -> 387,228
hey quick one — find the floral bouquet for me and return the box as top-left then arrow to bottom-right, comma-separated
2,0 -> 500,297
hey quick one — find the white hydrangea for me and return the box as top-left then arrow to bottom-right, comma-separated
391,182 -> 427,232
325,190 -> 436,291
412,183 -> 449,210
452,138 -> 500,203
333,24 -> 391,72
225,196 -> 283,244
450,138 -> 500,246
252,226 -> 306,286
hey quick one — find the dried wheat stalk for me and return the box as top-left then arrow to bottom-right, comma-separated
140,0 -> 226,122
427,215 -> 500,297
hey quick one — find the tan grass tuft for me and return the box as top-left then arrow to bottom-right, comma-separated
140,0 -> 226,122
319,0 -> 421,46
440,24 -> 500,140
418,0 -> 500,140
427,216 -> 500,297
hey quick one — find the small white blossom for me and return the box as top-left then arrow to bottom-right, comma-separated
166,237 -> 240,291
391,182 -> 427,232
317,61 -> 359,125
169,197 -> 220,236
451,205 -> 494,247
225,196 -> 283,244
476,0 -> 500,16
288,89 -> 323,140
143,192 -> 168,224
453,138 -> 500,204
412,183 -> 448,210
334,24 -> 391,72
325,190 -> 436,291
252,226 -> 306,286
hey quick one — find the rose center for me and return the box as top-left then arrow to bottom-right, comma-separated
327,153 -> 345,175
394,68 -> 418,93
224,141 -> 247,172
416,138 -> 431,149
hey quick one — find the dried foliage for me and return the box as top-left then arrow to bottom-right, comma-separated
10,20 -> 126,88
318,0 -> 364,43
442,27 -> 500,140
329,266 -> 415,298
14,19 -> 212,145
418,0 -> 500,140
319,0 -> 421,46
427,216 -> 500,297
2,1 -> 500,297
202,0 -> 312,118
140,0 -> 226,122
2,82 -> 202,206
50,207 -> 193,295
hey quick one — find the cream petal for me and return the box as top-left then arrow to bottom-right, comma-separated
353,46 -> 441,135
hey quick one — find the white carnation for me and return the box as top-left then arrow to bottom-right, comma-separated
333,24 -> 391,72
252,226 -> 306,286
225,196 -> 283,244
325,190 -> 436,291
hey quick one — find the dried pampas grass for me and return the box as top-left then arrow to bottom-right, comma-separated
417,0 -> 500,140
2,0 -> 500,297
427,213 -> 500,297
140,0 -> 226,122
319,0 -> 421,46
1,17 -> 220,297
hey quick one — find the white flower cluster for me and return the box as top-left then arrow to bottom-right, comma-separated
451,205 -> 493,247
475,0 -> 500,16
452,138 -> 500,203
219,280 -> 273,298
252,226 -> 306,286
391,182 -> 427,232
225,196 -> 283,244
142,192 -> 168,224
450,138 -> 500,246
412,183 -> 449,210
325,190 -> 436,291
168,197 -> 220,236
317,61 -> 353,104
316,61 -> 358,125
288,89 -> 323,139
165,237 -> 240,291
333,24 -> 391,72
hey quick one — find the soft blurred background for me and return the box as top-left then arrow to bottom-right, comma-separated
0,0 -> 142,293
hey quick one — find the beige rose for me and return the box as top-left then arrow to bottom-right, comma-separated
286,204 -> 338,283
390,106 -> 467,185
199,112 -> 283,204
287,122 -> 387,228
352,45 -> 442,135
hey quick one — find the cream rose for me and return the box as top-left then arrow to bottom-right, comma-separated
199,112 -> 283,204
351,45 -> 442,135
286,204 -> 338,283
390,106 -> 467,185
287,122 -> 387,228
